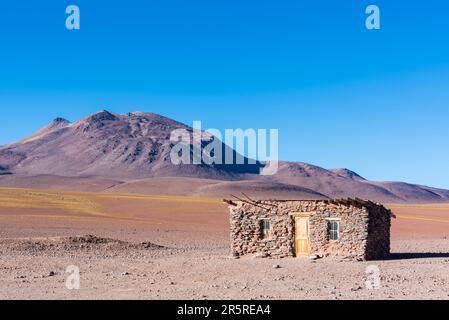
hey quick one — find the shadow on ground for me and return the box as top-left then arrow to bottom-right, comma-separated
387,252 -> 449,260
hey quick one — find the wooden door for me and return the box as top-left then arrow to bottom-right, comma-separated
295,216 -> 310,256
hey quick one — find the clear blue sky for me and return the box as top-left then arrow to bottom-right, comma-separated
1,0 -> 449,188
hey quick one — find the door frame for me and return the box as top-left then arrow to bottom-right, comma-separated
290,212 -> 313,257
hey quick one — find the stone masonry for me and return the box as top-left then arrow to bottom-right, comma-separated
228,199 -> 392,261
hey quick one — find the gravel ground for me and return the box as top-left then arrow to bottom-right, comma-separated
1,236 -> 449,300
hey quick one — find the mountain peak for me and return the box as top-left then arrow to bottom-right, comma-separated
12,116 -> 70,145
331,168 -> 366,181
43,117 -> 71,132
94,109 -> 117,117
97,109 -> 112,114
52,117 -> 70,125
82,110 -> 119,124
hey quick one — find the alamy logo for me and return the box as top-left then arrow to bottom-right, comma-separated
365,5 -> 381,30
64,5 -> 378,32
170,121 -> 279,175
66,5 -> 80,30
365,265 -> 381,290
65,265 -> 80,290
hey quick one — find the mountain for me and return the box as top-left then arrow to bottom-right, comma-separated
0,110 -> 448,203
0,110 -> 262,180
266,161 -> 449,202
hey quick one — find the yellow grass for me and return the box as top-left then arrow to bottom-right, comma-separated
95,193 -> 222,204
0,188 -> 101,213
0,187 -> 224,223
2,187 -> 448,226
387,203 -> 449,224
387,203 -> 449,210
394,214 -> 449,224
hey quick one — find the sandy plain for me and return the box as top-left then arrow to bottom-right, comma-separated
0,187 -> 448,300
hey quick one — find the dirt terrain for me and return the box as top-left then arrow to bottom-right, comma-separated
0,187 -> 449,300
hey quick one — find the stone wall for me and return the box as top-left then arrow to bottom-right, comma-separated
365,204 -> 392,260
229,200 -> 391,261
229,202 -> 295,259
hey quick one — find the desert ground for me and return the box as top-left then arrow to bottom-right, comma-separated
1,187 -> 449,300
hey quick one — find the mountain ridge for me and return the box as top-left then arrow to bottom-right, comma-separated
0,110 -> 448,203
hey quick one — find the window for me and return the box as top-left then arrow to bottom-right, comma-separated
328,220 -> 340,241
260,219 -> 272,239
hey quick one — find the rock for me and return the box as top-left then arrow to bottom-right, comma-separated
351,286 -> 363,292
272,264 -> 281,269
48,271 -> 56,277
121,272 -> 130,276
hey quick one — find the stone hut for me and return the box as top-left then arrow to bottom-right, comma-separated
226,198 -> 394,261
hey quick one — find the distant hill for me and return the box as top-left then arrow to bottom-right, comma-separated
266,161 -> 449,202
0,110 -> 448,203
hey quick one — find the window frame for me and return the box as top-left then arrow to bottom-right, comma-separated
259,219 -> 272,240
327,219 -> 340,241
